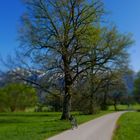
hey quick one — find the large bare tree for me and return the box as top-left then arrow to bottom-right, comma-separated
19,0 -> 104,119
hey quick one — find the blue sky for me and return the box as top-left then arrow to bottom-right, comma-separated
104,0 -> 140,72
0,0 -> 140,71
0,0 -> 24,58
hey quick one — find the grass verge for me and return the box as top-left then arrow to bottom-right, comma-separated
0,111 -> 112,140
113,112 -> 140,140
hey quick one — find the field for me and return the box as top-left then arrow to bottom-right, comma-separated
113,112 -> 140,140
0,111 -> 112,140
108,104 -> 140,111
0,104 -> 140,140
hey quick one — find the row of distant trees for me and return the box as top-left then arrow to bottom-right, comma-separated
0,0 -> 139,119
0,69 -> 140,114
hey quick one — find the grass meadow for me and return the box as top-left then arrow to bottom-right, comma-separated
113,112 -> 140,140
0,111 -> 112,140
0,104 -> 140,140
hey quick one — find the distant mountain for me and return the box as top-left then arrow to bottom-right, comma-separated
123,73 -> 135,94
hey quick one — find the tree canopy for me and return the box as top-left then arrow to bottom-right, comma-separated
0,83 -> 37,112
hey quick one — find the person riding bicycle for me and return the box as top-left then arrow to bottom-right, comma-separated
69,115 -> 78,129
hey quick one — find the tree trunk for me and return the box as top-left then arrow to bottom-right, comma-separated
61,54 -> 72,120
89,97 -> 99,114
61,93 -> 71,120
114,99 -> 117,111
101,91 -> 108,110
89,96 -> 94,114
89,70 -> 98,114
10,106 -> 16,112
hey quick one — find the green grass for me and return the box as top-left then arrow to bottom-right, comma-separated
108,104 -> 140,111
1,104 -> 139,140
131,104 -> 140,110
0,111 -> 112,140
113,112 -> 140,140
108,105 -> 129,111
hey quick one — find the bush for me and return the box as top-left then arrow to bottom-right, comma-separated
0,83 -> 37,112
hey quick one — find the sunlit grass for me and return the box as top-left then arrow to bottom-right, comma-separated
113,112 -> 140,140
108,104 -> 140,111
0,111 -> 112,140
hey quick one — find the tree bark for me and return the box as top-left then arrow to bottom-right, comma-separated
114,99 -> 118,111
101,91 -> 108,110
10,106 -> 16,112
88,66 -> 98,114
61,93 -> 71,120
89,97 -> 94,114
61,54 -> 72,120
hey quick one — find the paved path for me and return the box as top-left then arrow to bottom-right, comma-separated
48,112 -> 125,140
